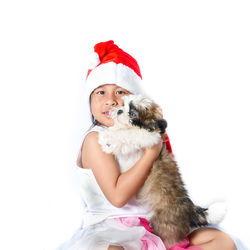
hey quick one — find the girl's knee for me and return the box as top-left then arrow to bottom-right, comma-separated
189,228 -> 236,250
189,228 -> 218,245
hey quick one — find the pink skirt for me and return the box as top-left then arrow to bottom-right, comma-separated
114,217 -> 166,249
114,217 -> 202,250
59,216 -> 202,250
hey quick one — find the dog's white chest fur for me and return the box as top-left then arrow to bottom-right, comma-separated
98,127 -> 161,172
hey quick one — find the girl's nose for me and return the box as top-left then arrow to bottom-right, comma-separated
105,95 -> 118,106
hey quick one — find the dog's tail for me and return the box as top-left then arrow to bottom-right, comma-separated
189,200 -> 227,228
205,202 -> 227,224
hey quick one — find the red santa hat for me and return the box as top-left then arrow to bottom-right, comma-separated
84,40 -> 147,98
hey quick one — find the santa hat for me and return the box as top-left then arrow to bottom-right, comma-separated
78,40 -> 172,162
84,40 -> 147,99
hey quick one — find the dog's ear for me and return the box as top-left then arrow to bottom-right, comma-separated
157,119 -> 167,134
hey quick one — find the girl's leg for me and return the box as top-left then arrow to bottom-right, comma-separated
108,245 -> 124,250
189,228 -> 236,250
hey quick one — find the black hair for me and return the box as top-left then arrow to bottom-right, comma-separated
86,93 -> 101,132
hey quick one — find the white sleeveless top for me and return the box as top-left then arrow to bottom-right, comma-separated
76,125 -> 149,228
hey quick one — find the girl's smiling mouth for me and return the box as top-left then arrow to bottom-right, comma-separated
103,111 -> 111,117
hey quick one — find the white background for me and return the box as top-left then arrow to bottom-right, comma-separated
0,0 -> 249,249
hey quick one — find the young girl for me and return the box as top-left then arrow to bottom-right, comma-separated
58,40 -> 241,250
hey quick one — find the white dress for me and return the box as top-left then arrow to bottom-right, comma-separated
57,125 -> 247,250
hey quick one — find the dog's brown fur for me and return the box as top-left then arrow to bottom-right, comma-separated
138,146 -> 191,246
128,97 -> 210,247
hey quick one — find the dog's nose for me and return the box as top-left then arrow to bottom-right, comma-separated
117,109 -> 123,115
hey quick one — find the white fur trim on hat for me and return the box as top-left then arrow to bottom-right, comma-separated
85,62 -> 146,97
87,52 -> 100,69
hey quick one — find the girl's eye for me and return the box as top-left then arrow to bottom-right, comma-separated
97,91 -> 105,95
116,90 -> 126,95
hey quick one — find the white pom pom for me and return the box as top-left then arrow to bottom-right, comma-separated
206,202 -> 227,224
87,52 -> 100,69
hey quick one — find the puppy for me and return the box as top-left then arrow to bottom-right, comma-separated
98,94 -> 226,248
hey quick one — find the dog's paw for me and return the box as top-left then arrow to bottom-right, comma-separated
103,142 -> 117,154
98,131 -> 116,154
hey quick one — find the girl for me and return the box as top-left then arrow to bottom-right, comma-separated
58,40 -> 241,250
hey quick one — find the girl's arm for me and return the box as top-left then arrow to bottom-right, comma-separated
81,131 -> 162,208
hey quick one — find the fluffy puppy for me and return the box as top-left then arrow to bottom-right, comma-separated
98,94 -> 226,248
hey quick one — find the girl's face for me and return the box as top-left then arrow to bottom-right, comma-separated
90,84 -> 131,127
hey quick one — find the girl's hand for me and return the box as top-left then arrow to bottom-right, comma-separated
143,140 -> 163,161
